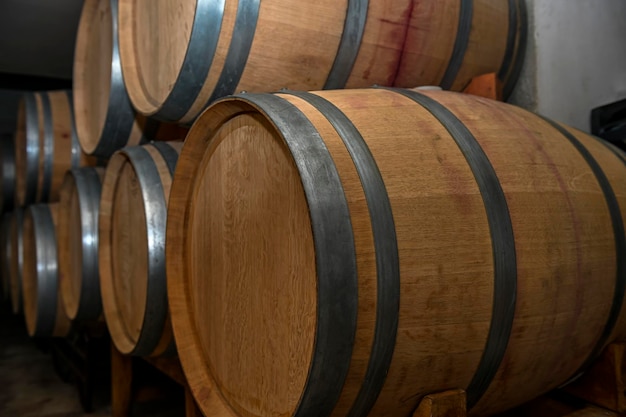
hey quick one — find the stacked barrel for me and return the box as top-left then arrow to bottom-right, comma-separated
2,0 -> 625,416
7,89 -> 91,333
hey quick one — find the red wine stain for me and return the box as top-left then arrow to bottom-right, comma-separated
360,1 -> 416,85
389,1 -> 416,86
475,97 -> 586,364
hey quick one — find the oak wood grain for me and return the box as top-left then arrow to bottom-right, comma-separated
100,142 -> 180,356
57,167 -> 105,321
73,0 -> 112,154
22,203 -> 71,337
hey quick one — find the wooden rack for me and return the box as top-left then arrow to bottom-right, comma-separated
111,344 -> 202,417
48,322 -> 109,413
112,339 -> 625,417
414,343 -> 626,417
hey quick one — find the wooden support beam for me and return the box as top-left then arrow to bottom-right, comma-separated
144,355 -> 204,415
111,344 -> 133,417
463,73 -> 503,101
562,343 -> 626,413
413,389 -> 467,417
498,394 -> 620,417
111,346 -> 203,416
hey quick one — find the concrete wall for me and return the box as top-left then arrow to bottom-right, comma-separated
0,0 -> 624,133
0,0 -> 83,80
509,0 -> 626,132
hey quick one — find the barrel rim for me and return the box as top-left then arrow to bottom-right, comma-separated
99,143 -> 170,356
74,0 -> 137,157
58,166 -> 104,321
118,0 -> 210,120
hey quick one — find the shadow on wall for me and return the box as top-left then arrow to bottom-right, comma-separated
0,90 -> 23,138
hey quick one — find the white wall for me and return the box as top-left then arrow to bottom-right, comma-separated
510,0 -> 626,132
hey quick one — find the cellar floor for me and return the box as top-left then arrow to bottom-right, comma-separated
0,304 -> 108,417
0,304 -> 183,417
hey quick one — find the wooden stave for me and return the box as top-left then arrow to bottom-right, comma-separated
22,203 -> 71,338
166,88 -> 626,417
117,0 -> 526,124
58,166 -> 105,322
99,141 -> 181,356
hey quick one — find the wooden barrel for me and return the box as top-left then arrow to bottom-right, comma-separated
0,138 -> 15,212
9,208 -> 24,314
118,0 -> 526,124
397,0 -> 527,99
167,89 -> 626,417
22,203 -> 71,337
100,141 -> 182,356
14,91 -> 94,205
58,167 -> 105,322
0,213 -> 11,301
73,0 -> 190,158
